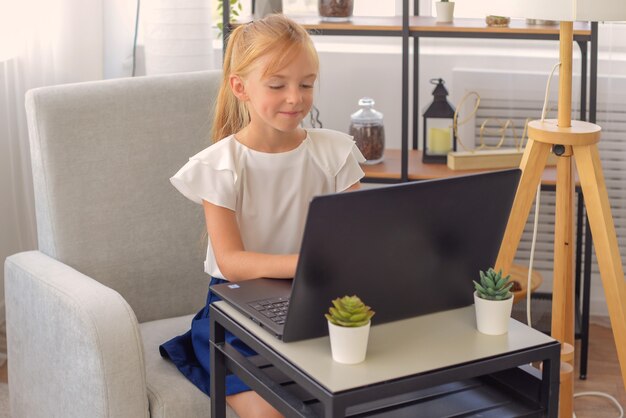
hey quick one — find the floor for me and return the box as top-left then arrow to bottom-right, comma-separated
0,362 -> 6,385
0,322 -> 624,417
572,320 -> 625,418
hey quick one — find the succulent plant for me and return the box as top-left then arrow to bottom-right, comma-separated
325,295 -> 375,327
473,268 -> 514,301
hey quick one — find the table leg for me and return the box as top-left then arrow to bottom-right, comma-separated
542,346 -> 562,418
211,312 -> 227,418
580,217 -> 593,379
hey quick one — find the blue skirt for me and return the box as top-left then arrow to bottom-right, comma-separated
159,277 -> 256,396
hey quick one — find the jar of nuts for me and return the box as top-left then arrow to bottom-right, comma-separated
318,0 -> 354,22
349,97 -> 385,165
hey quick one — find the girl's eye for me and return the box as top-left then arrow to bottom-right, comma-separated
301,84 -> 314,89
268,85 -> 284,90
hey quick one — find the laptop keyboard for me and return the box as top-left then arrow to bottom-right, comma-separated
248,297 -> 290,325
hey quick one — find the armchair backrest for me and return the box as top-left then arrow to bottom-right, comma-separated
25,70 -> 222,322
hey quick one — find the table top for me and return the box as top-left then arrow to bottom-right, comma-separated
214,301 -> 555,393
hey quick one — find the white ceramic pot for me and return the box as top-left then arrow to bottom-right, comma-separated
254,0 -> 283,19
474,291 -> 513,335
328,320 -> 370,364
435,1 -> 455,23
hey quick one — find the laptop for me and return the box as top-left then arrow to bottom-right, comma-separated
211,168 -> 521,342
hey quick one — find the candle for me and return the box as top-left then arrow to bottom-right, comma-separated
428,127 -> 452,155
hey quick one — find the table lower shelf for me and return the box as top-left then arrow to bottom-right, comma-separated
244,354 -> 548,417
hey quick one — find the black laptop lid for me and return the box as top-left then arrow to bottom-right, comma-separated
282,168 -> 520,342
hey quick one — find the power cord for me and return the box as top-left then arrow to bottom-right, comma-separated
528,61 -> 624,418
541,62 -> 561,122
132,0 -> 141,77
525,183 -> 541,327
573,392 -> 624,418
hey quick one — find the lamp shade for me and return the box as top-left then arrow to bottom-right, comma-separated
488,0 -> 626,22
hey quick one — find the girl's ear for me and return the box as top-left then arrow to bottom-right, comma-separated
229,75 -> 248,101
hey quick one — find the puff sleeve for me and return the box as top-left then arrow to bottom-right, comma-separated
306,129 -> 365,192
336,143 -> 366,191
170,157 -> 237,210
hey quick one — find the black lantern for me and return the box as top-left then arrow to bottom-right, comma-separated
422,78 -> 457,164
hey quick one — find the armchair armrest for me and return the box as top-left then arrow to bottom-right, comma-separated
5,251 -> 149,418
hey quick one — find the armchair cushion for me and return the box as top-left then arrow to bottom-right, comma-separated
140,316 -> 238,418
24,71 -> 221,323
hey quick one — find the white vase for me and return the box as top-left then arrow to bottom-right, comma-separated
254,0 -> 283,19
328,321 -> 370,364
435,1 -> 455,23
474,291 -> 513,335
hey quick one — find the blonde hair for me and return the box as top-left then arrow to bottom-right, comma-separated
211,14 -> 319,142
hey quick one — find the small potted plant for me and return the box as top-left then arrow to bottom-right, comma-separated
435,0 -> 455,23
473,268 -> 514,335
325,295 -> 375,364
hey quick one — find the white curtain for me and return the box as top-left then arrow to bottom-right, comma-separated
0,0 -> 105,364
0,0 -> 220,364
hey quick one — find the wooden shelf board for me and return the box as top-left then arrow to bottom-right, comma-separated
362,149 -> 569,185
407,17 -> 590,36
287,15 -> 405,32
284,16 -> 591,36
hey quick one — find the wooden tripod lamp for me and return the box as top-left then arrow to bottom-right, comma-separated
486,1 -> 626,417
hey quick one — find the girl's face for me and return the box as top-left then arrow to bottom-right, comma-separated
232,48 -> 318,138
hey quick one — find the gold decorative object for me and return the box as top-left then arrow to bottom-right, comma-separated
486,15 -> 510,27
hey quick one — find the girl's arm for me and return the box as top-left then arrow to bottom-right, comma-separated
203,200 -> 298,282
345,182 -> 361,192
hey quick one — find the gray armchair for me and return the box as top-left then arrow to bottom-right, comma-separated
5,71 -> 237,417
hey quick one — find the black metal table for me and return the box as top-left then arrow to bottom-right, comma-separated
210,301 -> 561,417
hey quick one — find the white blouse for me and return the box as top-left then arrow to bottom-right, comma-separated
170,128 -> 365,279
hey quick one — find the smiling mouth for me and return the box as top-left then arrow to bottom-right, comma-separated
279,111 -> 301,117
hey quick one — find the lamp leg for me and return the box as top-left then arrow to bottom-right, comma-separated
553,149 -> 576,418
495,138 -> 552,273
552,148 -> 576,349
573,143 -> 626,390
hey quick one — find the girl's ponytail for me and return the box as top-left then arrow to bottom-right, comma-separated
211,27 -> 249,142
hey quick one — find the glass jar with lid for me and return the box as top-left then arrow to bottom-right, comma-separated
318,0 -> 354,22
349,97 -> 385,165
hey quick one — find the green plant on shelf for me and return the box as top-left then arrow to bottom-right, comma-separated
217,0 -> 243,37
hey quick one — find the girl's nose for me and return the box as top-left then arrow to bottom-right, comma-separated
286,86 -> 303,104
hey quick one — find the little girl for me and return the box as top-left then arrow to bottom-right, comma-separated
160,14 -> 365,418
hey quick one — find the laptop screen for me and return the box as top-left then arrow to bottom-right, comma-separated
281,168 -> 521,342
